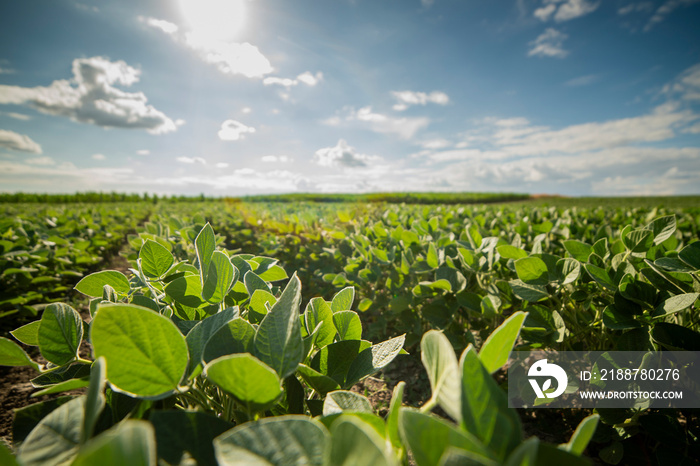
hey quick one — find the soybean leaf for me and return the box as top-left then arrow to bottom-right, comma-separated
460,345 -> 521,460
195,223 -> 216,286
584,264 -> 616,292
12,397 -> 73,445
561,413 -> 599,455
563,240 -> 592,262
497,245 -> 528,260
623,229 -> 654,253
333,311 -> 362,341
201,318 -> 256,364
647,215 -> 676,246
165,274 -> 207,309
75,270 -> 130,298
214,416 -> 329,466
0,440 -> 19,466
150,411 -> 233,466
297,364 -> 341,395
651,323 -> 700,351
31,378 -> 90,397
386,382 -> 405,452
421,330 -> 462,423
185,307 -> 237,374
31,363 -> 91,387
91,304 -> 188,399
81,356 -> 106,444
11,320 -> 40,346
249,289 -> 277,323
400,409 -> 492,466
17,396 -> 85,466
515,257 -> 549,286
509,280 -> 549,302
139,240 -> 174,278
245,271 -> 271,298
331,287 -> 355,312
38,303 -> 83,366
305,297 -> 336,349
345,334 -> 406,388
254,274 -> 303,380
652,293 -> 699,318
205,354 -> 282,413
323,391 -> 373,416
71,420 -> 156,466
0,337 -> 40,370
679,242 -> 700,270
202,251 -> 236,304
330,417 -> 390,466
311,340 -> 372,386
478,311 -> 527,374
556,258 -> 580,285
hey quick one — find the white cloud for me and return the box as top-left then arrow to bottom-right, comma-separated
242,107 -> 252,114
534,0 -> 600,22
263,71 -> 323,88
618,2 -> 654,15
564,74 -> 600,87
419,138 -> 451,150
138,16 -> 179,34
662,63 -> 700,101
0,67 -> 14,74
215,162 -> 229,168
92,153 -> 106,160
645,0 -> 700,32
218,119 -> 256,141
177,156 -> 206,164
325,106 -> 429,140
391,90 -> 450,111
0,111 -> 31,120
136,149 -> 150,155
528,28 -> 569,58
25,156 -> 55,166
314,139 -> 381,168
184,33 -> 273,78
262,155 -> 292,163
0,129 -> 42,153
0,57 -> 180,134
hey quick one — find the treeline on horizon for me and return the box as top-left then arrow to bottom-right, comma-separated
0,191 -> 530,205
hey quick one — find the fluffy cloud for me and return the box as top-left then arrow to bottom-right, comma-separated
391,90 -> 449,111
534,0 -> 600,22
1,112 -> 31,120
218,119 -> 256,141
618,2 -> 654,15
138,16 -> 178,34
177,156 -> 206,164
0,57 -> 180,134
263,71 -> 323,88
662,63 -> 700,101
325,106 -> 429,140
0,129 -> 42,153
528,28 -> 569,58
136,149 -> 150,155
262,155 -> 292,163
25,156 -> 55,166
92,153 -> 106,160
314,139 -> 381,168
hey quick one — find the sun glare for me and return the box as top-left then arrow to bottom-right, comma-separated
178,0 -> 247,42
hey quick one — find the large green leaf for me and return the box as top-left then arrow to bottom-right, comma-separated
91,304 -> 188,398
214,416 -> 329,466
345,334 -> 405,387
460,346 -> 521,460
311,340 -> 371,385
139,240 -> 174,278
400,409 -> 492,466
81,357 -> 106,444
323,390 -> 373,416
297,364 -> 341,395
71,420 -> 156,466
561,413 -> 599,455
652,293 -> 699,318
202,251 -> 236,304
333,311 -> 362,341
165,274 -> 207,309
202,318 -> 256,363
330,417 -> 390,466
196,223 -> 216,286
75,270 -> 130,298
679,241 -> 700,270
17,396 -> 85,466
205,354 -> 282,412
254,274 -> 304,379
509,280 -> 549,302
420,330 -> 461,423
0,336 -> 39,370
478,311 -> 527,374
150,410 -> 233,466
515,257 -> 549,286
647,215 -> 676,245
10,320 -> 41,346
249,289 -> 276,322
38,303 -> 83,366
185,307 -> 237,374
386,382 -> 405,453
331,287 -> 355,312
584,264 -> 616,292
563,240 -> 592,262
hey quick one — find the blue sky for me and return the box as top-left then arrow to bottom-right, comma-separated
1,0 -> 699,196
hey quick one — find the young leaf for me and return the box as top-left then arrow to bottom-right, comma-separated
214,416 -> 329,466
205,353 -> 282,413
297,364 -> 341,395
195,223 -> 216,286
323,391 -> 373,416
305,297 -> 336,349
386,382 -> 405,453
244,270 -> 271,298
254,274 -> 304,380
562,240 -> 592,262
345,334 -> 406,388
202,251 -> 236,304
678,241 -> 700,270
249,289 -> 277,322
652,293 -> 699,318
331,287 -> 355,312
81,356 -> 106,444
420,330 -> 461,423
333,311 -> 362,341
10,320 -> 41,346
75,270 -> 130,298
91,304 -> 188,399
164,274 -> 207,309
71,420 -> 156,466
646,215 -> 676,246
561,413 -> 599,455
17,396 -> 85,465
139,240 -> 174,278
38,303 -> 83,366
514,257 -> 549,286
478,311 -> 527,374
330,417 -> 390,466
0,337 -> 40,370
185,307 -> 237,374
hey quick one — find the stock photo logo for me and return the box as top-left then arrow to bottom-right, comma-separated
528,359 -> 568,399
